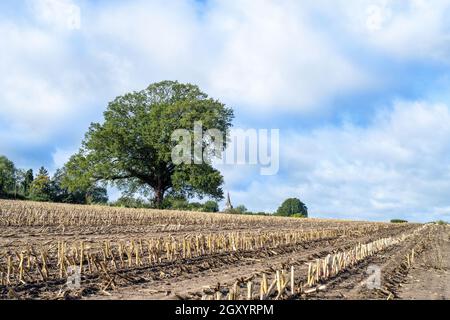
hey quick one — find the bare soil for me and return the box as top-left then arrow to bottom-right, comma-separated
396,225 -> 450,300
81,224 -> 421,300
305,224 -> 450,300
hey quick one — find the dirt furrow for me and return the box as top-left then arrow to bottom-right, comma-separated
82,225 -> 418,300
303,224 -> 443,300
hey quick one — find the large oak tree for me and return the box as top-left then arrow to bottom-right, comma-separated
64,81 -> 233,207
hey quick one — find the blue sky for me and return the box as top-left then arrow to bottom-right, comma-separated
1,0 -> 450,222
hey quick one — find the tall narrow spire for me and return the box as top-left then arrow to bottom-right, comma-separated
225,192 -> 233,210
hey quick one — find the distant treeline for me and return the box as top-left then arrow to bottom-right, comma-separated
111,195 -> 309,217
0,155 -> 108,205
1,155 -> 309,216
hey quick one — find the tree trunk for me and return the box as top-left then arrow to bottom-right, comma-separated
154,187 -> 165,208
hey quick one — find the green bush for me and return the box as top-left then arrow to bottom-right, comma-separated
291,213 -> 307,218
111,196 -> 150,208
202,200 -> 219,212
235,205 -> 247,214
275,198 -> 308,217
162,196 -> 219,212
224,208 -> 240,214
254,212 -> 270,216
188,202 -> 203,211
390,219 -> 408,223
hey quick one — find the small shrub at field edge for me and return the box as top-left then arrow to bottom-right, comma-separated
291,213 -> 307,218
202,200 -> 219,213
435,220 -> 448,225
390,219 -> 408,223
223,208 -> 271,216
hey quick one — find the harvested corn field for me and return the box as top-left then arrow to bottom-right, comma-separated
0,200 -> 447,300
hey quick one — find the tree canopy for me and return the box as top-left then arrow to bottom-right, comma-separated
0,156 -> 16,196
64,81 -> 234,207
202,200 -> 219,213
29,167 -> 51,201
21,169 -> 34,196
0,155 -> 107,204
53,168 -> 108,204
275,198 -> 308,217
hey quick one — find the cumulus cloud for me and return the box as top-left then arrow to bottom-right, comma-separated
223,100 -> 450,222
203,1 -> 368,112
0,22 -> 68,142
29,0 -> 81,30
81,0 -> 369,114
313,0 -> 450,61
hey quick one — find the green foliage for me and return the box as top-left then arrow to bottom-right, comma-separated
275,198 -> 308,217
188,202 -> 203,211
435,220 -> 448,225
85,187 -> 108,205
224,207 -> 270,216
51,168 -> 108,204
0,155 -> 16,197
162,195 -> 190,210
50,168 -> 80,203
291,213 -> 307,218
202,200 -> 219,212
21,169 -> 34,197
0,155 -> 107,204
224,208 -> 239,214
0,157 -> 34,199
254,212 -> 270,216
65,81 -> 234,208
235,205 -> 247,214
390,219 -> 408,223
29,167 -> 51,201
116,194 -> 219,212
224,205 -> 247,215
111,196 -> 150,208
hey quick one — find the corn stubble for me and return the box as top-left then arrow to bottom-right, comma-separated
0,200 -> 424,299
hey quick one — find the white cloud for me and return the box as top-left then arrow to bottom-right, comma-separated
0,22 -> 70,143
29,0 -> 81,30
0,12 -> 121,144
365,4 -> 391,32
223,100 -> 450,222
313,0 -> 450,61
86,0 -> 203,91
82,0 -> 369,114
204,1 -> 368,112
